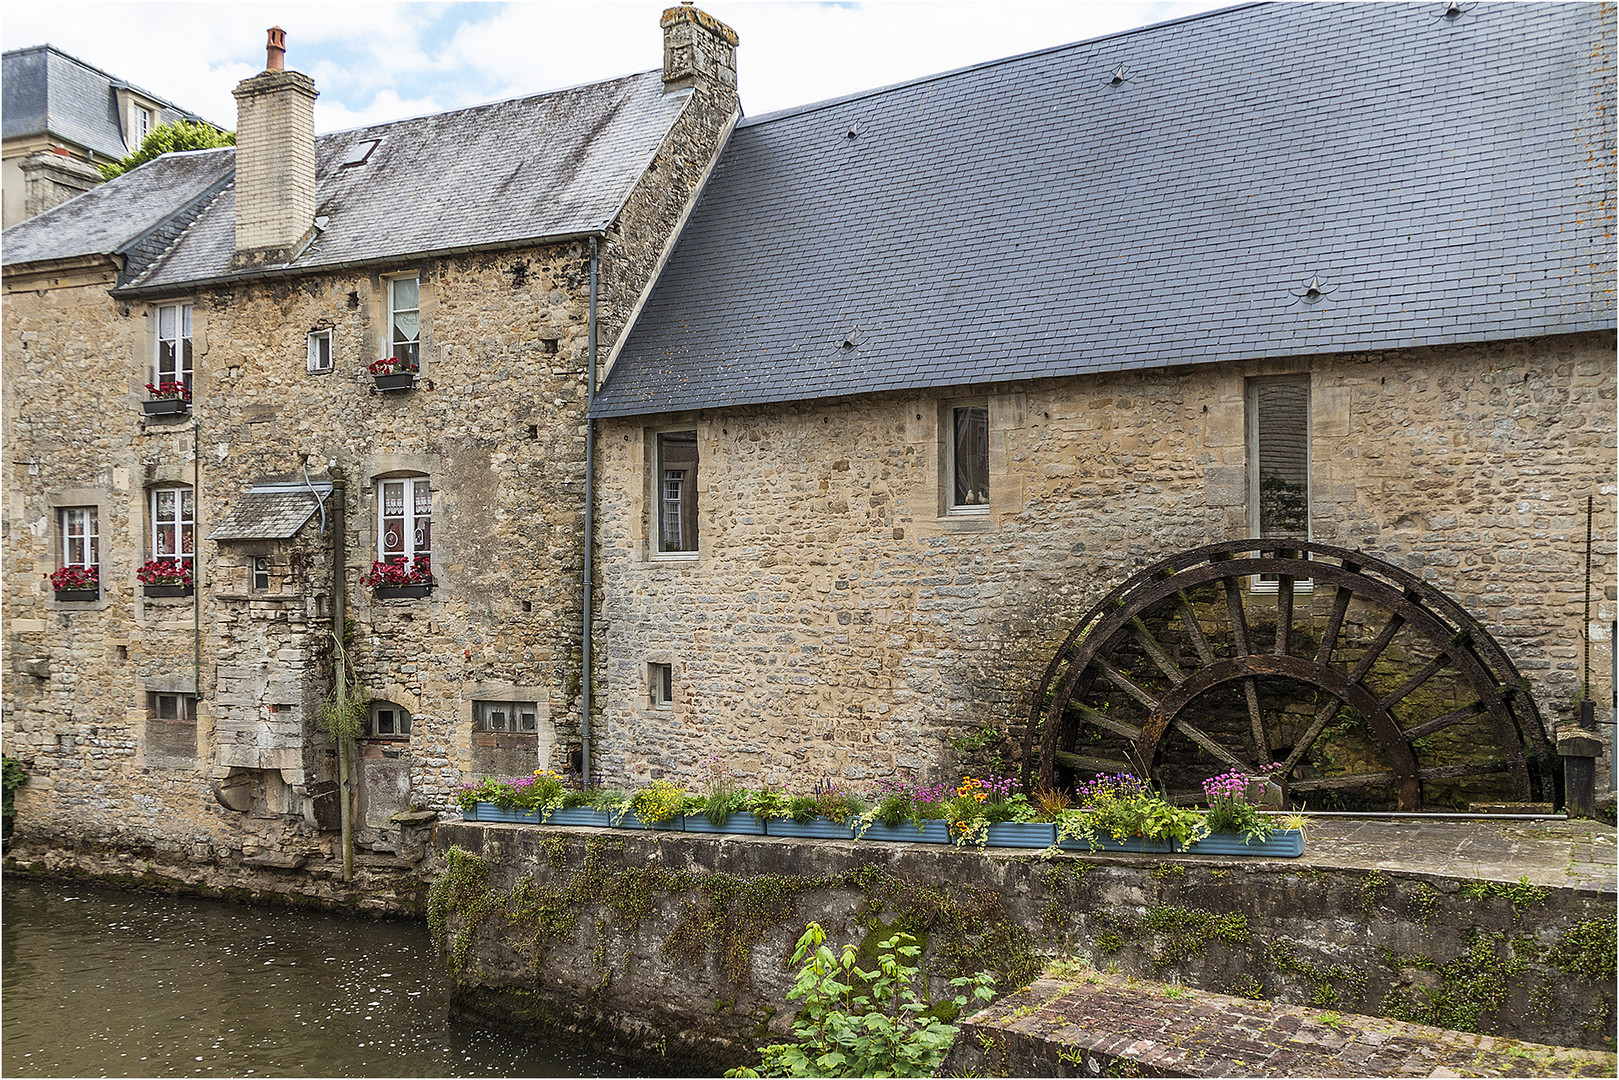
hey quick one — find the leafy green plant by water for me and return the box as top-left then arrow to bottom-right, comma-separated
726,922 -> 994,1078
3,756 -> 28,838
1056,773 -> 1207,849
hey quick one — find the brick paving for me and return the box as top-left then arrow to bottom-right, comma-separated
946,973 -> 1619,1078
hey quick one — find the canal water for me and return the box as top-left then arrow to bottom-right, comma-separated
1,877 -> 621,1078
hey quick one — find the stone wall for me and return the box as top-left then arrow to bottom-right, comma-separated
1,76 -> 737,878
592,332 -> 1617,792
427,823 -> 1617,1071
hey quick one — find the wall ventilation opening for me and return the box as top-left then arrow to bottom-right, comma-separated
540,339 -> 559,355
1107,63 -> 1130,87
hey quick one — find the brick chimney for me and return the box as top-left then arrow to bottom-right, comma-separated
660,2 -> 739,95
231,27 -> 317,269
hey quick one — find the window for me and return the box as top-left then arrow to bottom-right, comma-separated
948,404 -> 989,510
387,277 -> 420,367
368,702 -> 411,740
60,507 -> 99,569
475,701 -> 538,733
656,431 -> 698,553
377,477 -> 431,561
150,692 -> 194,722
252,557 -> 271,591
151,487 -> 194,566
307,328 -> 333,373
131,104 -> 153,145
154,303 -> 193,389
146,691 -> 197,759
649,663 -> 673,708
1249,377 -> 1311,543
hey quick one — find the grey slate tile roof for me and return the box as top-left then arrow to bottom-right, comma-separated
3,70 -> 692,289
592,1 -> 1616,420
2,45 -> 207,160
208,482 -> 332,541
1,148 -> 234,266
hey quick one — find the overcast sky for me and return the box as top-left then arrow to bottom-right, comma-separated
2,1 -> 1233,134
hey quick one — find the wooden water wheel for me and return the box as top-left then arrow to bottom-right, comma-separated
1020,540 -> 1549,811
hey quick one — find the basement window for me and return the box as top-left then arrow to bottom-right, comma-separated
475,701 -> 538,733
368,701 -> 411,740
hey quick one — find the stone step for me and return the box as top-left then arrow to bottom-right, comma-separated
944,971 -> 1618,1078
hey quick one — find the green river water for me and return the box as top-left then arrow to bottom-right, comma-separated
1,877 -> 622,1077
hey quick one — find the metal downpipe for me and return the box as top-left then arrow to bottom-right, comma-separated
581,236 -> 598,783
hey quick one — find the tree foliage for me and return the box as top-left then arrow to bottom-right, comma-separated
727,922 -> 995,1078
98,121 -> 235,181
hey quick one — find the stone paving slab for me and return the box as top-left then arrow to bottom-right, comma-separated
1269,819 -> 1616,895
945,973 -> 1619,1078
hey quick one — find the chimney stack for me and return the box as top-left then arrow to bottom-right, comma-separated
230,27 -> 317,269
660,2 -> 739,95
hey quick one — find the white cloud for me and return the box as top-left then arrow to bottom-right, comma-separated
2,1 -> 1232,134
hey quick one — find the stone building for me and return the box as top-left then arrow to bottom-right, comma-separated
1,44 -> 214,229
590,3 -> 1616,803
2,6 -> 740,874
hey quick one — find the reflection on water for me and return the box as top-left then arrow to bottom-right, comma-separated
2,877 -> 617,1078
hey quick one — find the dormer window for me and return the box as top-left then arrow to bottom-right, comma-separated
128,103 -> 154,147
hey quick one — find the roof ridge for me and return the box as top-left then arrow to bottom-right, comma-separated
313,67 -> 662,139
738,0 -> 1264,130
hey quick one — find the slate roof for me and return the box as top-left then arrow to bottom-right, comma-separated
2,70 -> 694,290
2,45 -> 207,160
208,482 -> 333,542
0,148 -> 233,267
592,1 -> 1616,419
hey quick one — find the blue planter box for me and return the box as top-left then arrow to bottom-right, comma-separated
1180,829 -> 1304,858
461,803 -> 542,825
681,812 -> 766,835
1057,833 -> 1176,854
612,810 -> 683,831
858,820 -> 951,844
546,807 -> 614,828
982,822 -> 1058,848
767,816 -> 855,840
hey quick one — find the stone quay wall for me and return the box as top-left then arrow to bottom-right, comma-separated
1,79 -> 736,877
591,332 -> 1617,791
427,823 -> 1617,1072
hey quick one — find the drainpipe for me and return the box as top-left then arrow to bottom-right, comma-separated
581,236 -> 599,783
331,468 -> 352,883
193,417 -> 201,702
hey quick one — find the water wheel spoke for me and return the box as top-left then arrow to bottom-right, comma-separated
1129,618 -> 1187,686
1053,749 -> 1135,775
1278,695 -> 1345,777
1317,578 -> 1355,665
1170,719 -> 1248,771
1222,577 -> 1252,657
1174,591 -> 1216,667
1243,678 -> 1267,756
1093,658 -> 1161,712
1072,700 -> 1143,741
1378,652 -> 1449,711
1401,702 -> 1485,741
1275,563 -> 1297,656
1347,613 -> 1406,684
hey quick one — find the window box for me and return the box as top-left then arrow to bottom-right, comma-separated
545,807 -> 614,828
981,821 -> 1058,848
766,816 -> 855,840
142,397 -> 190,416
459,802 -> 542,825
373,583 -> 433,600
1179,828 -> 1304,858
143,583 -> 194,598
1056,833 -> 1175,854
372,371 -> 416,392
680,811 -> 766,835
54,587 -> 100,603
857,820 -> 951,844
611,809 -> 684,831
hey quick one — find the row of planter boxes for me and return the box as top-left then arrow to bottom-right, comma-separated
460,804 -> 1304,856
55,584 -> 434,602
138,371 -> 415,417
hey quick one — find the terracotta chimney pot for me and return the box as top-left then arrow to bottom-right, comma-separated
266,27 -> 286,72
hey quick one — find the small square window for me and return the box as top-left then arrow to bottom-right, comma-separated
475,700 -> 538,733
307,328 -> 333,373
649,663 -> 673,708
368,702 -> 411,740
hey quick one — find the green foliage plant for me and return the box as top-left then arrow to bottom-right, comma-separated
2,756 -> 28,837
700,756 -> 748,825
725,921 -> 994,1078
98,120 -> 235,181
748,788 -> 791,821
455,770 -> 568,816
1056,773 -> 1207,850
855,778 -> 952,834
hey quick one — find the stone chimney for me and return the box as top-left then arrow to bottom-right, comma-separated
660,2 -> 739,95
231,27 -> 317,269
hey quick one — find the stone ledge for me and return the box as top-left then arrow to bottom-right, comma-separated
944,973 -> 1619,1078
